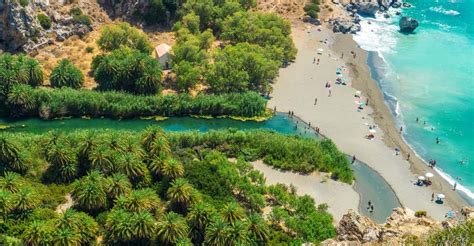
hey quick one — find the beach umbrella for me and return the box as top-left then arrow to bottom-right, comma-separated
437,194 -> 445,199
418,176 -> 426,181
317,48 -> 324,52
425,172 -> 434,178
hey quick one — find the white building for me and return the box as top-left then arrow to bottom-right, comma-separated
154,43 -> 172,69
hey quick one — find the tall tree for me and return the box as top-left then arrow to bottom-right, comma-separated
220,202 -> 245,225
187,202 -> 216,244
22,220 -> 53,246
97,23 -> 152,54
71,171 -> 108,213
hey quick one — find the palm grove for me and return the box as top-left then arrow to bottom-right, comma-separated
0,128 -> 353,244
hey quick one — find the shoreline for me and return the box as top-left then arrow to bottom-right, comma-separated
268,21 -> 468,221
331,33 -> 470,209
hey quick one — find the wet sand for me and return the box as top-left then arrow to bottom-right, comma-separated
268,22 -> 467,221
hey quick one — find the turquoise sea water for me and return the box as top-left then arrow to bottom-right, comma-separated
354,0 -> 474,200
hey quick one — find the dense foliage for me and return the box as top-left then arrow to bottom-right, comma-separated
206,42 -> 280,94
427,220 -> 474,245
97,23 -> 152,54
50,59 -> 84,89
0,128 -> 344,244
220,11 -> 297,61
93,47 -> 163,95
4,84 -> 267,119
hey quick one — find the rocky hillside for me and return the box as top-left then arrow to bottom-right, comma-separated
0,0 -> 101,53
322,207 -> 474,245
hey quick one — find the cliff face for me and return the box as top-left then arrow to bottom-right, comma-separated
322,207 -> 473,245
0,0 -> 92,53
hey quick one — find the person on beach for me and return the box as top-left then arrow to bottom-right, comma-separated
341,52 -> 344,59
366,98 -> 369,106
399,126 -> 403,134
352,155 -> 356,164
317,58 -> 320,65
416,117 -> 419,123
436,137 -> 440,144
313,58 -> 316,63
370,205 -> 374,213
367,200 -> 372,209
431,192 -> 434,202
314,98 -> 318,105
453,182 -> 457,191
407,153 -> 411,160
328,87 -> 332,97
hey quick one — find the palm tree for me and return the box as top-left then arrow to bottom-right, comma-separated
156,212 -> 189,245
226,220 -> 250,246
131,210 -> 156,242
23,57 -> 44,87
204,216 -> 230,246
0,171 -> 23,193
71,171 -> 107,213
105,209 -> 134,243
141,127 -> 170,157
88,145 -> 115,174
14,187 -> 39,216
187,202 -> 216,244
161,158 -> 184,179
247,214 -> 269,242
115,188 -> 161,213
72,211 -> 99,244
148,152 -> 168,176
106,173 -> 132,201
46,142 -> 78,182
77,132 -> 98,171
167,178 -> 199,214
0,190 -> 14,220
0,137 -> 20,164
220,202 -> 245,225
53,227 -> 81,246
50,59 -> 84,89
8,152 -> 29,174
116,153 -> 146,181
22,220 -> 53,246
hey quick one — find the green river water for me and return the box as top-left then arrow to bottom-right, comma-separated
0,113 -> 400,223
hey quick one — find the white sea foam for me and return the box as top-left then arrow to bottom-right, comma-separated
429,6 -> 460,16
352,13 -> 399,53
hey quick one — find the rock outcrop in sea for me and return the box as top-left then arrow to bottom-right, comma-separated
399,16 -> 419,33
0,0 -> 92,53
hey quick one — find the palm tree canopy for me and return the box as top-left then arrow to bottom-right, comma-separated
156,212 -> 189,245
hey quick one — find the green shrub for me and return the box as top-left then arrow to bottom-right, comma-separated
50,59 -> 84,89
304,3 -> 320,18
70,7 -> 92,26
85,46 -> 94,53
37,13 -> 52,29
97,23 -> 152,54
69,7 -> 82,16
414,210 -> 427,217
19,0 -> 28,6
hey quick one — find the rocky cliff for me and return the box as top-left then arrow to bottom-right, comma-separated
322,207 -> 473,245
0,0 -> 92,53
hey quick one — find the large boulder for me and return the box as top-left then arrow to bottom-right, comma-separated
357,2 -> 379,16
331,18 -> 361,34
399,16 -> 419,33
335,209 -> 383,242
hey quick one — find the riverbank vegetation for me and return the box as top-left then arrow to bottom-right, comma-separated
3,85 -> 266,119
0,128 -> 347,244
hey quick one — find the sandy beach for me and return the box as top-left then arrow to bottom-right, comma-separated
267,22 -> 468,221
252,160 -> 359,222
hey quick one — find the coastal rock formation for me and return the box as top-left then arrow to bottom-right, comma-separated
357,2 -> 379,16
331,18 -> 361,34
322,208 -> 443,245
399,16 -> 419,33
0,0 -> 92,53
